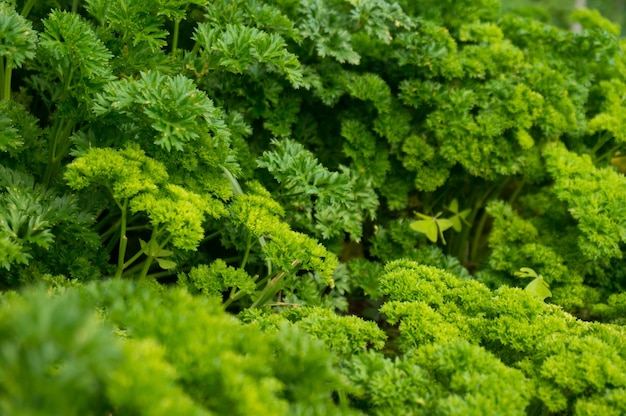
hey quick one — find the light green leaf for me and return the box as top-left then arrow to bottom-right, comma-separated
156,258 -> 177,270
436,218 -> 454,233
524,276 -> 552,301
410,220 -> 438,242
415,212 -> 434,221
139,239 -> 151,256
156,248 -> 174,258
437,218 -> 454,245
514,267 -> 540,279
449,198 -> 459,213
446,199 -> 471,231
450,216 -> 462,232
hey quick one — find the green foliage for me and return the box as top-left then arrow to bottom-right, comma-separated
242,305 -> 386,357
93,71 -> 229,151
0,165 -> 101,282
65,145 -> 224,278
0,286 -> 124,415
258,138 -> 378,241
3,0 -> 626,413
227,180 -> 339,307
65,145 -> 168,201
515,267 -> 553,301
0,280 -> 359,415
348,342 -> 524,416
0,1 -> 38,100
178,259 -> 256,298
544,143 -> 626,262
192,22 -> 303,87
377,260 -> 626,415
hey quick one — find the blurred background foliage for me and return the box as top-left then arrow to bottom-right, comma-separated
503,0 -> 625,33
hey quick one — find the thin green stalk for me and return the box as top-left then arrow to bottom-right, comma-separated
222,165 -> 272,276
44,117 -> 75,186
250,271 -> 287,308
466,180 -> 511,266
114,199 -> 129,279
172,19 -> 181,54
96,210 -> 121,232
0,57 -> 6,100
451,207 -> 478,264
101,218 -> 122,241
597,143 -> 621,165
137,231 -> 171,280
21,0 -> 36,17
222,255 -> 243,264
255,271 -> 273,289
240,234 -> 253,269
2,61 -> 11,101
71,0 -> 79,13
190,40 -> 201,55
469,208 -> 489,266
223,289 -> 248,309
104,229 -> 120,255
201,230 -> 221,243
147,270 -> 178,279
591,132 -> 611,156
508,179 -> 525,206
43,65 -> 77,185
250,259 -> 300,308
126,225 -> 151,232
123,249 -> 146,270
137,256 -> 154,280
122,261 -> 145,276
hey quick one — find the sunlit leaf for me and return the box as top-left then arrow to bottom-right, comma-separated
410,220 -> 438,242
156,258 -> 177,270
450,216 -> 462,232
524,276 -> 552,301
436,218 -> 454,233
514,267 -> 540,279
156,248 -> 174,258
449,198 -> 459,213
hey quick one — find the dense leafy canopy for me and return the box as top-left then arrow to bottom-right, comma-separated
2,0 -> 626,414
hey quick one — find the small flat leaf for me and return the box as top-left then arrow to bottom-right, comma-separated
156,258 -> 177,270
524,276 -> 552,301
436,218 -> 454,233
156,248 -> 174,258
436,218 -> 454,245
450,216 -> 462,232
514,267 -> 539,279
415,212 -> 433,221
459,208 -> 471,220
410,220 -> 438,242
140,238 -> 161,256
448,198 -> 459,213
139,238 -> 150,255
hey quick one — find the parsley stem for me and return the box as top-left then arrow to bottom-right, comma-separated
44,117 -> 75,186
172,19 -> 181,54
114,199 -> 129,279
137,230 -> 171,280
591,132 -> 611,155
138,255 -> 154,281
0,58 -> 5,100
2,61 -> 11,101
146,270 -> 177,280
122,249 -> 145,270
240,234 -> 252,269
222,165 -> 272,275
20,0 -> 35,17
250,272 -> 286,308
201,230 -> 221,242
